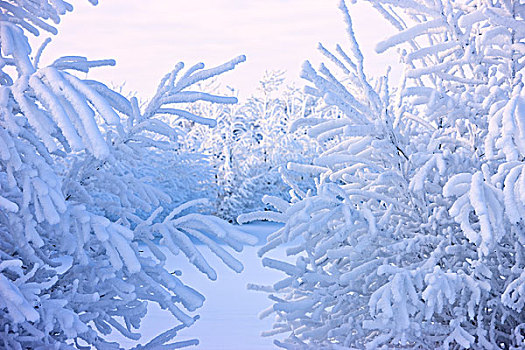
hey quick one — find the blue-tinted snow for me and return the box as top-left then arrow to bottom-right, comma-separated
106,221 -> 285,349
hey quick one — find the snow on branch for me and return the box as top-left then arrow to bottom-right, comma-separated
246,0 -> 525,348
0,2 -> 253,348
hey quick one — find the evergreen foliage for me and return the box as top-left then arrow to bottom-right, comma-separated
0,1 -> 255,348
243,0 -> 525,348
184,72 -> 334,222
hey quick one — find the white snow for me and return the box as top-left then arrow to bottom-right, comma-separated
105,222 -> 284,349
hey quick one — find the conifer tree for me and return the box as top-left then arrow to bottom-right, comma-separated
0,1 -> 255,348
243,0 -> 525,348
184,72 -> 330,221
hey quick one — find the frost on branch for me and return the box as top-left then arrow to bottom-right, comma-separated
245,0 -> 525,348
0,1 -> 254,348
181,71 -> 329,221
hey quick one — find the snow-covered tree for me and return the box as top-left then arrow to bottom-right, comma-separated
0,1 -> 256,348
211,73 -> 320,221
242,0 -> 525,348
184,72 -> 331,221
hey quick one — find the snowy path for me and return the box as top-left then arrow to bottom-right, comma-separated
107,222 -> 284,349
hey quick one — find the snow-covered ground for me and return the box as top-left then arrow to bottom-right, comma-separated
107,222 -> 285,349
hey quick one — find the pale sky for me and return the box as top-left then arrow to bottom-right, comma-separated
35,0 -> 398,100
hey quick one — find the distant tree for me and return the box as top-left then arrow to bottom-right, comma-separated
184,72 -> 333,222
243,0 -> 525,348
0,1 -> 255,348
